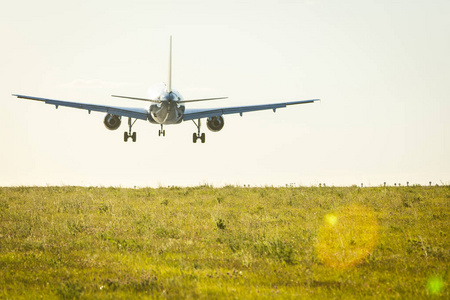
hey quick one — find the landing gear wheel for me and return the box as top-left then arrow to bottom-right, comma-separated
192,119 -> 206,144
159,125 -> 166,137
124,118 -> 137,142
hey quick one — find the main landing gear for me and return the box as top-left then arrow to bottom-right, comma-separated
192,119 -> 205,143
124,117 -> 137,142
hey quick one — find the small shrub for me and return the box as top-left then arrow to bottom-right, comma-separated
216,218 -> 226,230
154,227 -> 180,239
66,220 -> 87,235
254,238 -> 296,264
98,202 -> 110,214
56,281 -> 84,299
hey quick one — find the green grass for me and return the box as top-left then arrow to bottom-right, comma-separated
0,185 -> 448,299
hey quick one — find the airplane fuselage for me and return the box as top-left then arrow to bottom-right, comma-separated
148,91 -> 185,124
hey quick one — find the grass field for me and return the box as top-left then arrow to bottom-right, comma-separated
0,185 -> 448,299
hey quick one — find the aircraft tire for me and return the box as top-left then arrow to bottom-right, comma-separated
132,132 -> 137,142
124,132 -> 128,142
193,133 -> 197,143
201,133 -> 205,143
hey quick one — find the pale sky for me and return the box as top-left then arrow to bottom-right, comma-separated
1,0 -> 449,187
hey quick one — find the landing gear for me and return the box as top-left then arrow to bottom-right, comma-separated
124,117 -> 137,142
124,132 -> 136,142
192,119 -> 206,143
158,124 -> 166,137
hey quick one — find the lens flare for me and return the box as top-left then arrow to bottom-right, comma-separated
325,214 -> 338,226
427,277 -> 444,295
316,204 -> 379,269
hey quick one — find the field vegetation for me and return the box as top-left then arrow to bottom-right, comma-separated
0,185 -> 448,299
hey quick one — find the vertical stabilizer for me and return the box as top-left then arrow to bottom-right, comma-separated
167,36 -> 172,93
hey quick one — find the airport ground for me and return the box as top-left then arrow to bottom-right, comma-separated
0,185 -> 448,299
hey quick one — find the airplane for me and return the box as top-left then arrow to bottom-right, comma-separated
13,37 -> 319,143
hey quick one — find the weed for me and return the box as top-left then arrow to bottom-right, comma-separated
216,218 -> 226,230
98,202 -> 110,214
154,227 -> 180,239
67,219 -> 87,235
254,238 -> 296,264
55,281 -> 84,299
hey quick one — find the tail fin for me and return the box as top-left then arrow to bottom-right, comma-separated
167,36 -> 172,93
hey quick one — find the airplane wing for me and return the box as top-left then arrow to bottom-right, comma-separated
13,94 -> 149,120
182,99 -> 319,121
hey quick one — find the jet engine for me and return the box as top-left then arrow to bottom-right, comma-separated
206,116 -> 224,132
103,114 -> 121,130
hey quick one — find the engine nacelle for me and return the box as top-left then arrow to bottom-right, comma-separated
207,116 -> 225,132
103,114 -> 121,130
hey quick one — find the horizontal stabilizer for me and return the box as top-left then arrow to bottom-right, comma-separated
111,95 -> 162,103
178,97 -> 228,104
112,95 -> 227,104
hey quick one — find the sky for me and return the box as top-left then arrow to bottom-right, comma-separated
1,0 -> 449,187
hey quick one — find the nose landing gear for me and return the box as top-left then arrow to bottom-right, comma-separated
158,124 -> 166,137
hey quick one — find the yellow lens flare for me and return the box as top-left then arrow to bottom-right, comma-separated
316,204 -> 379,269
325,214 -> 338,226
